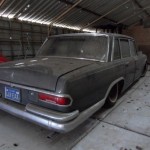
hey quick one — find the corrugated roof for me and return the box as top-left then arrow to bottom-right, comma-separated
0,0 -> 150,31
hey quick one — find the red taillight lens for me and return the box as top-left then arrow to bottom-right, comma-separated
38,93 -> 71,106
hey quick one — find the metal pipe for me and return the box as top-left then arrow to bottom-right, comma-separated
133,0 -> 150,17
0,0 -> 5,7
6,0 -> 24,16
25,0 -> 50,20
13,0 -> 30,18
117,7 -> 150,24
40,2 -> 66,24
25,0 -> 56,21
19,0 -> 45,20
80,0 -> 130,30
59,0 -> 116,24
50,0 -> 83,25
1,0 -> 15,15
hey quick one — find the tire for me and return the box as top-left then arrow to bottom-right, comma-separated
104,83 -> 118,108
141,63 -> 148,77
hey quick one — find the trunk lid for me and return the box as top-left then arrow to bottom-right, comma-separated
0,57 -> 93,91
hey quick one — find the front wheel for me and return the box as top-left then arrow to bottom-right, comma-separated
104,84 -> 118,108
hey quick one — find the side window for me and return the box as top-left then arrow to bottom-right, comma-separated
113,39 -> 121,60
130,40 -> 137,56
120,39 -> 130,58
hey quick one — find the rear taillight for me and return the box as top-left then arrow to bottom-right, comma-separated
38,93 -> 71,106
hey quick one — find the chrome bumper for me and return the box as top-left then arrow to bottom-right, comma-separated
0,99 -> 105,133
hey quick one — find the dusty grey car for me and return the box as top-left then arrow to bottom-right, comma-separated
0,33 -> 147,133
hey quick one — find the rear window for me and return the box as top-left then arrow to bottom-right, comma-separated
120,39 -> 130,58
37,36 -> 108,62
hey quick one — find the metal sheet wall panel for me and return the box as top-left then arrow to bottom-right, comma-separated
0,18 -> 78,60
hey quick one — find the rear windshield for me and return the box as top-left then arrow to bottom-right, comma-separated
37,36 -> 108,62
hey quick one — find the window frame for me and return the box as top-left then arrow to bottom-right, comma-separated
112,37 -> 121,61
129,39 -> 137,57
119,38 -> 131,59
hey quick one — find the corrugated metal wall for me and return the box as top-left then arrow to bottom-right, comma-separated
0,18 -> 77,60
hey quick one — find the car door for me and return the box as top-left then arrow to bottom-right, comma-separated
119,38 -> 135,89
129,40 -> 144,80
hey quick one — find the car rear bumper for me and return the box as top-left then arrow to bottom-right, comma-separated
0,98 -> 105,133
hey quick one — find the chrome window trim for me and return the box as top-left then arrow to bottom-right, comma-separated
38,56 -> 105,62
47,33 -> 133,39
106,36 -> 110,62
111,36 -> 115,62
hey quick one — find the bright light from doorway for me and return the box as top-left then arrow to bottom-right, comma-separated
0,13 -> 96,33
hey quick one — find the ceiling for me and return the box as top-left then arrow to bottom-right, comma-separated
0,0 -> 150,31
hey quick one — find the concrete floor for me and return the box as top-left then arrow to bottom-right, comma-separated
0,70 -> 150,150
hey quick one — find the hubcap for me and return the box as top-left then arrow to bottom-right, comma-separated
108,84 -> 118,103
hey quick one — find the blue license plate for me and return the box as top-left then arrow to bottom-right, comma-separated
5,86 -> 20,102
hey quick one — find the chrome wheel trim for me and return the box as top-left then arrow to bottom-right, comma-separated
108,84 -> 118,103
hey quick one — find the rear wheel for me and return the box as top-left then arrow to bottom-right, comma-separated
104,84 -> 118,108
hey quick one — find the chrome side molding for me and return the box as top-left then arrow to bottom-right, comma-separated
25,104 -> 79,122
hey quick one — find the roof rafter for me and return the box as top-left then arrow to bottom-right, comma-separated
126,0 -> 150,27
59,0 -> 117,25
80,0 -> 130,30
50,0 -> 83,25
133,0 -> 150,17
117,7 -> 150,24
0,0 -> 5,7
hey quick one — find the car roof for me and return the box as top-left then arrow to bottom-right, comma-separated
48,33 -> 133,40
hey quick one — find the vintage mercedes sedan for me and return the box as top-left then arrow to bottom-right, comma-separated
0,33 -> 147,133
